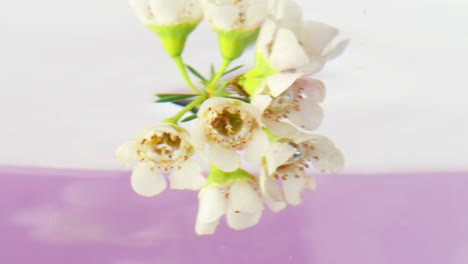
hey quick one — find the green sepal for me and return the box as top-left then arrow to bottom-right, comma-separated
240,52 -> 278,96
148,21 -> 200,57
207,165 -> 255,185
155,93 -> 198,102
214,27 -> 260,60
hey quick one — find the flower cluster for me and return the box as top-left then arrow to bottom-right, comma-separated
118,0 -> 347,235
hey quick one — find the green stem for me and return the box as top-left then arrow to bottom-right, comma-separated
208,57 -> 232,96
162,94 -> 207,124
172,56 -> 202,94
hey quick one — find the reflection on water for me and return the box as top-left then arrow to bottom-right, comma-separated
2,168 -> 468,264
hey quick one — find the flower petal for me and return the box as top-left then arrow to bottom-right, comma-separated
263,117 -> 301,138
256,18 -> 277,49
299,21 -> 339,58
266,141 -> 296,173
269,28 -> 310,72
282,175 -> 307,205
287,99 -> 323,130
244,130 -> 269,161
197,185 -> 227,224
251,95 -> 273,114
169,158 -> 205,190
226,210 -> 262,230
208,143 -> 240,172
205,0 -> 239,30
266,199 -> 287,212
115,140 -> 138,165
323,39 -> 350,61
190,119 -> 207,150
229,180 -> 263,214
268,0 -> 302,22
266,72 -> 303,97
130,162 -> 167,197
301,78 -> 326,102
195,219 -> 220,235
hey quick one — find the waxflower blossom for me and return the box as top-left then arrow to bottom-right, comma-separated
116,123 -> 205,197
195,178 -> 264,235
257,18 -> 349,75
261,134 -> 344,209
268,0 -> 302,22
119,0 -> 347,235
203,0 -> 268,30
252,77 -> 325,138
129,0 -> 204,56
129,0 -> 203,26
191,97 -> 269,172
203,0 -> 269,59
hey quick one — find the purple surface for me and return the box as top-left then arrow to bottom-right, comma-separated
1,166 -> 468,264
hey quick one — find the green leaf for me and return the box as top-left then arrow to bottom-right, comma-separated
185,64 -> 207,82
210,64 -> 215,79
222,65 -> 244,76
155,93 -> 197,102
181,114 -> 197,123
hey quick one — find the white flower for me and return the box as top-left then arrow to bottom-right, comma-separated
129,0 -> 203,26
195,179 -> 264,235
257,18 -> 349,75
252,77 -> 325,138
191,97 -> 269,172
203,0 -> 268,31
261,134 -> 344,209
116,123 -> 205,197
268,0 -> 302,22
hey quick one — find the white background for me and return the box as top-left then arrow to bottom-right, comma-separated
1,0 -> 467,172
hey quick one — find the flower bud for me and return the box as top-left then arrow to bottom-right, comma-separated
203,0 -> 268,59
129,0 -> 204,56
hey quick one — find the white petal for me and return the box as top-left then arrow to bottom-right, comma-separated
301,78 -> 326,102
169,158 -> 205,190
261,174 -> 285,202
190,119 -> 207,150
298,60 -> 325,75
243,0 -> 268,27
256,18 -> 277,50
130,162 -> 167,197
269,28 -> 310,72
268,0 -> 302,21
266,72 -> 303,97
323,39 -> 350,61
229,180 -> 263,214
129,0 -> 153,24
299,21 -> 339,58
208,143 -> 240,172
244,130 -> 269,161
251,95 -> 273,114
266,141 -> 296,173
205,1 -> 239,30
266,199 -> 287,212
115,140 -> 138,165
197,185 -> 227,223
287,99 -> 324,130
282,175 -> 307,205
263,117 -> 301,138
149,0 -> 203,25
226,210 -> 262,230
195,219 -> 220,235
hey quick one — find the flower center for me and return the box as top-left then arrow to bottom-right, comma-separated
137,132 -> 191,170
205,106 -> 256,149
211,108 -> 244,136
